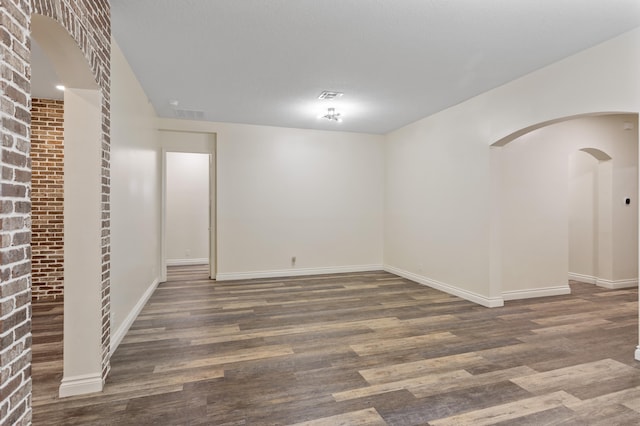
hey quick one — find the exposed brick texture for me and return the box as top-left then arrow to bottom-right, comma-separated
1,1 -> 33,424
1,1 -> 111,423
31,0 -> 112,384
31,98 -> 64,301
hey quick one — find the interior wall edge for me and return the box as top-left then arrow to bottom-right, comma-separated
568,272 -> 598,285
384,265 -> 504,308
110,277 -> 160,356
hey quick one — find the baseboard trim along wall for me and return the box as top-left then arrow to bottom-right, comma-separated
568,272 -> 597,285
383,265 -> 504,308
595,278 -> 638,289
502,285 -> 571,301
568,273 -> 638,289
59,373 -> 103,398
216,264 -> 384,281
166,258 -> 208,266
110,278 -> 159,356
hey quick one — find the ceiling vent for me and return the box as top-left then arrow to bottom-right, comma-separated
318,91 -> 343,100
174,108 -> 205,120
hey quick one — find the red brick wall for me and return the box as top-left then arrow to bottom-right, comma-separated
31,98 -> 64,301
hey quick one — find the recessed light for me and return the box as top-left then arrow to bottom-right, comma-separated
318,91 -> 343,100
169,100 -> 179,107
55,85 -> 65,91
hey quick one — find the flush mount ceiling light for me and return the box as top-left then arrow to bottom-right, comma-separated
55,85 -> 65,91
321,107 -> 342,122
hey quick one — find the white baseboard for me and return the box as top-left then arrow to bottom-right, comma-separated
568,273 -> 637,289
383,265 -> 504,308
59,373 -> 103,398
110,278 -> 159,356
502,285 -> 571,301
166,258 -> 208,266
595,278 -> 638,289
216,264 -> 383,281
568,272 -> 597,285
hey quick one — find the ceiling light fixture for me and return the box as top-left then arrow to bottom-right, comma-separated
55,85 -> 65,91
321,107 -> 342,122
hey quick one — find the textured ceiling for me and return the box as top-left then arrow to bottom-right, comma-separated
107,1 -> 637,133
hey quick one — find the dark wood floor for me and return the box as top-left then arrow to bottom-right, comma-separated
32,266 -> 640,425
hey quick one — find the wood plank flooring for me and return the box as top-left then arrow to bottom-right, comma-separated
31,266 -> 640,425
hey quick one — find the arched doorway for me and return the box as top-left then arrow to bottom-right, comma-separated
568,148 -> 617,287
30,13 -> 109,398
491,113 -> 638,301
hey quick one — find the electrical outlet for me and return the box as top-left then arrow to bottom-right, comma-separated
186,249 -> 191,257
291,256 -> 296,266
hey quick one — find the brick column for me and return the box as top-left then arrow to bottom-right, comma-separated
1,1 -> 33,424
1,0 -> 111,421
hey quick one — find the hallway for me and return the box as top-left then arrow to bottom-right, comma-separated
32,266 -> 640,425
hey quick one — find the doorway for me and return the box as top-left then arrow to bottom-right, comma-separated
160,131 -> 217,281
568,149 -> 614,285
30,14 -> 107,398
165,152 -> 213,272
493,113 -> 638,299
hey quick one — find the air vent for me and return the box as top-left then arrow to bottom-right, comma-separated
318,91 -> 343,100
174,109 -> 205,120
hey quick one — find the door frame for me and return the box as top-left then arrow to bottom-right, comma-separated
160,131 -> 217,281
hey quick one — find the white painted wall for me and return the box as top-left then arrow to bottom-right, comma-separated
500,126 -> 570,296
160,131 -> 216,154
61,88 -> 103,396
569,151 -> 599,280
385,28 -> 640,306
158,119 -> 385,279
384,106 -> 494,303
165,152 -> 210,265
613,157 -> 639,281
500,115 -> 637,296
110,40 -> 161,351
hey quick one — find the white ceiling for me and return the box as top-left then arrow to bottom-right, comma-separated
41,1 -> 640,134
31,39 -> 63,101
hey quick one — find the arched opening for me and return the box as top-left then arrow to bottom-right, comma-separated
491,113 -> 638,302
492,113 -> 635,147
30,15 -> 106,398
568,149 -> 614,286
